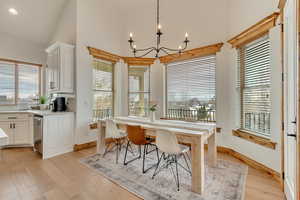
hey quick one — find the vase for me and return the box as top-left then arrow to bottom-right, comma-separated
40,104 -> 48,110
150,112 -> 155,122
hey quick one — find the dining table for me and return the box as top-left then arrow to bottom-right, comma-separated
96,116 -> 217,194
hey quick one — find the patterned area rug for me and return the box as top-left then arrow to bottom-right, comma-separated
80,147 -> 247,200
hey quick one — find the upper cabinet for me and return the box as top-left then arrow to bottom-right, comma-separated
46,42 -> 75,94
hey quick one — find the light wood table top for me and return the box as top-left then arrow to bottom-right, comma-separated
97,117 -> 217,194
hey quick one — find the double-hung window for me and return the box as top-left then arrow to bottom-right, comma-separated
237,35 -> 271,138
166,55 -> 216,122
128,65 -> 150,117
0,60 -> 41,105
92,59 -> 114,120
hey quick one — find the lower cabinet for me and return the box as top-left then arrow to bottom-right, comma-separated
14,120 -> 30,145
0,114 -> 32,146
43,113 -> 74,159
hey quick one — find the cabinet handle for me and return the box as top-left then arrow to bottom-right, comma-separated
13,123 -> 15,129
8,117 -> 17,119
9,123 -> 12,129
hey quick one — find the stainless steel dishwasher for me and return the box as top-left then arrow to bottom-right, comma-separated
33,115 -> 43,155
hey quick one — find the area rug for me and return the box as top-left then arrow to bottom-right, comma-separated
80,147 -> 248,200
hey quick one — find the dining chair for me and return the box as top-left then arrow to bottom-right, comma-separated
104,119 -> 127,164
152,130 -> 191,191
123,125 -> 159,174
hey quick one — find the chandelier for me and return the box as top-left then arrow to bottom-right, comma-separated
128,0 -> 190,58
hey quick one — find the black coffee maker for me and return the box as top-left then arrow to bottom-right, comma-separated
52,97 -> 67,112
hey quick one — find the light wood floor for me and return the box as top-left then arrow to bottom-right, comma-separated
0,147 -> 284,200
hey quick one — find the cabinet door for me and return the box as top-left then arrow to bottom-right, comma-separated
47,47 -> 60,92
43,114 -> 74,159
14,120 -> 30,145
60,47 -> 74,93
0,121 -> 14,145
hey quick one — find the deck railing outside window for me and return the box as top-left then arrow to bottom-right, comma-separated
244,112 -> 271,135
92,108 -> 113,121
166,106 -> 216,122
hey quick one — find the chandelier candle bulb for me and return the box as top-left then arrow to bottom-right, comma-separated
158,24 -> 162,30
129,32 -> 133,38
185,32 -> 189,38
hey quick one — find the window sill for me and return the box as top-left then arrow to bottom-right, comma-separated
232,129 -> 277,150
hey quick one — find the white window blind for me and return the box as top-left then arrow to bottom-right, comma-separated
128,65 -> 150,117
238,36 -> 271,138
92,60 -> 114,120
18,64 -> 40,104
0,61 -> 40,105
166,55 -> 216,122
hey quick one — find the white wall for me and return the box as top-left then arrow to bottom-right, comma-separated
50,0 -> 77,45
0,32 -> 46,64
228,0 -> 279,37
75,0 -> 123,144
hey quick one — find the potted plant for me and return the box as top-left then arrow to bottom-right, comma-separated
39,96 -> 48,110
149,102 -> 158,122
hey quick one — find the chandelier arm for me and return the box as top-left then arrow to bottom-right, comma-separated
181,41 -> 188,51
134,48 -> 156,58
129,42 -> 135,50
135,47 -> 157,52
160,48 -> 172,56
161,47 -> 181,52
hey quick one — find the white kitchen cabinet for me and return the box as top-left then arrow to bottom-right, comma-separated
14,120 -> 30,145
0,114 -> 33,146
43,113 -> 74,159
46,42 -> 75,94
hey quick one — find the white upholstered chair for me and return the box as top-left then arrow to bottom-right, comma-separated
152,130 -> 191,191
104,119 -> 127,163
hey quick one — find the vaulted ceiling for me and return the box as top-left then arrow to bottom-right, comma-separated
0,0 -> 68,47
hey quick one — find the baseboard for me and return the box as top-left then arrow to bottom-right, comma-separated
212,145 -> 282,184
73,138 -> 121,152
75,141 -> 282,184
74,141 -> 97,151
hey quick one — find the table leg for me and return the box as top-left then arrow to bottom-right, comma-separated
207,131 -> 217,167
97,121 -> 106,155
191,136 -> 204,194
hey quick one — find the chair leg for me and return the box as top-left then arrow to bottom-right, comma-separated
156,146 -> 159,163
152,152 -> 164,179
103,142 -> 111,158
123,141 -> 130,165
116,140 -> 119,164
182,152 -> 192,175
142,144 -> 147,173
124,143 -> 142,166
175,155 -> 180,191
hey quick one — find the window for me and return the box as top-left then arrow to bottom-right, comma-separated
237,35 -> 271,138
166,55 -> 216,122
128,65 -> 150,117
92,59 -> 114,121
0,60 -> 41,105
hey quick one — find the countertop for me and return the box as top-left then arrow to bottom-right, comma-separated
0,110 -> 74,116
